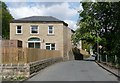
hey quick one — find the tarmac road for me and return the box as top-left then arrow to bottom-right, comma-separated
27,60 -> 118,81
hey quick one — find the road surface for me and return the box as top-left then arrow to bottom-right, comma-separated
27,60 -> 118,81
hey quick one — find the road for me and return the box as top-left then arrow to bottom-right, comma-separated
27,60 -> 118,81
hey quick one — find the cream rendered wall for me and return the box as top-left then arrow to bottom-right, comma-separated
10,22 -> 73,59
63,25 -> 68,59
67,28 -> 73,60
63,25 -> 73,60
10,22 -> 64,57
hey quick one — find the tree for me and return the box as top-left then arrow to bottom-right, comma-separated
0,1 -> 13,39
73,2 -> 120,63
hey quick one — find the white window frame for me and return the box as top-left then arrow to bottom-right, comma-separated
27,38 -> 41,48
28,41 -> 41,49
45,43 -> 56,50
30,25 -> 39,34
48,26 -> 54,34
16,25 -> 22,34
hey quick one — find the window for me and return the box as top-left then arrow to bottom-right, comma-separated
28,42 -> 34,48
16,25 -> 22,34
46,43 -> 55,50
28,42 -> 40,48
28,38 -> 41,48
30,25 -> 39,34
48,26 -> 54,34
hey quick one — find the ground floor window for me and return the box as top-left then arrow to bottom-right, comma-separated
46,43 -> 55,50
28,38 -> 40,48
28,42 -> 40,48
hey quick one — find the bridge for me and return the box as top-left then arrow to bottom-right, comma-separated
1,47 -> 119,82
25,60 -> 118,81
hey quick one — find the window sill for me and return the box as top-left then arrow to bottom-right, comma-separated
15,33 -> 23,35
30,33 -> 39,35
47,34 -> 55,36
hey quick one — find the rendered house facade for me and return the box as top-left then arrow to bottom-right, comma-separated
10,16 -> 73,59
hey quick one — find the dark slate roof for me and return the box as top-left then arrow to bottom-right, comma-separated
11,16 -> 68,26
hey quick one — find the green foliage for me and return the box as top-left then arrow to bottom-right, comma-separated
82,40 -> 92,52
73,2 -> 120,63
0,1 -> 13,39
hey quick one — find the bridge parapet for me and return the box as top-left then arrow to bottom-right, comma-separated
0,57 -> 63,81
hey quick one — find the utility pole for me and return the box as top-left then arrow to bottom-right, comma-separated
97,32 -> 99,61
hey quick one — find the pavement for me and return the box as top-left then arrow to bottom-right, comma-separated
84,56 -> 95,61
25,60 -> 118,81
96,61 -> 120,80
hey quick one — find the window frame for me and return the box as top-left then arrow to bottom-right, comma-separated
46,43 -> 51,50
48,26 -> 54,34
30,25 -> 39,34
27,38 -> 41,48
45,43 -> 56,50
16,25 -> 22,34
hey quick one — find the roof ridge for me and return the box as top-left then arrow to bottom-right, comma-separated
11,16 -> 68,26
15,16 -> 61,21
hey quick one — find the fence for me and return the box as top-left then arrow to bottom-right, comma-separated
97,54 -> 120,69
0,47 -> 62,80
1,47 -> 61,64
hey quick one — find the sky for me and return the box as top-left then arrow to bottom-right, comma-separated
5,2 -> 83,30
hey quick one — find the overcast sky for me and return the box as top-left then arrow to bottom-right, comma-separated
5,2 -> 83,30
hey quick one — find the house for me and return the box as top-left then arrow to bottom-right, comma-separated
77,40 -> 82,49
10,16 -> 73,59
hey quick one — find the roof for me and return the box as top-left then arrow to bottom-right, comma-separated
11,16 -> 68,26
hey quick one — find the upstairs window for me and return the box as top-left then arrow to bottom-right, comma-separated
30,25 -> 39,34
46,43 -> 55,50
48,26 -> 54,34
16,25 -> 22,34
